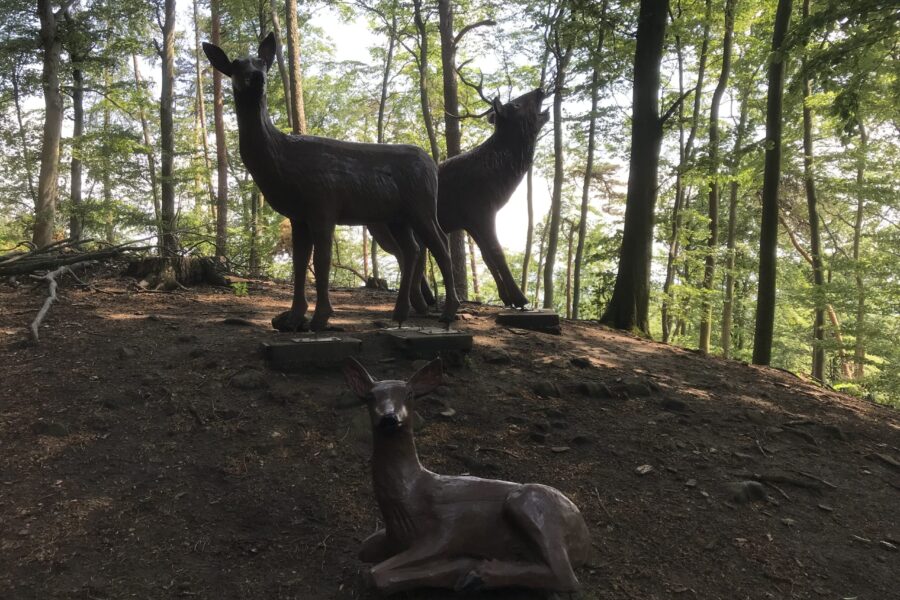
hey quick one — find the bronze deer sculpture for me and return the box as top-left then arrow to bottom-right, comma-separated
343,357 -> 591,594
371,88 -> 549,310
203,33 -> 459,331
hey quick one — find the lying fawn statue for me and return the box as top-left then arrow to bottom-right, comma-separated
203,33 -> 459,331
343,357 -> 591,594
371,88 -> 549,310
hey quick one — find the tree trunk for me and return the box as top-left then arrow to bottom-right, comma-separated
362,226 -> 370,280
573,1 -> 608,320
159,0 -> 179,256
70,63 -> 84,241
269,0 -> 292,129
852,122 -> 867,379
438,0 -> 467,300
102,68 -> 114,244
542,25 -> 573,310
468,234 -> 480,302
599,0 -> 668,334
249,188 -> 261,277
132,54 -> 162,236
11,65 -> 37,206
34,0 -> 65,248
193,0 -> 216,224
752,0 -> 792,365
721,85 -> 750,359
376,6 -> 398,145
661,0 -> 712,341
800,0 -> 825,380
698,0 -> 736,354
521,166 -> 534,295
285,0 -> 307,134
412,0 -> 440,162
211,0 -> 229,258
533,222 -> 549,307
565,221 -> 575,319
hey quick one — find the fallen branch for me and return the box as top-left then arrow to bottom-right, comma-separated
30,261 -> 91,342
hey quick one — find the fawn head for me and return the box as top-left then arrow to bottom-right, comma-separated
343,358 -> 443,434
203,32 -> 276,98
487,88 -> 550,136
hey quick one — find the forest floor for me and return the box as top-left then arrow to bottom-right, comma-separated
1,266 -> 898,600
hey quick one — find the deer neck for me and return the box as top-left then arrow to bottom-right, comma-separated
488,128 -> 538,175
371,428 -> 424,503
234,91 -> 281,174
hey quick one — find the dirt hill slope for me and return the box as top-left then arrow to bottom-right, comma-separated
1,275 -> 898,599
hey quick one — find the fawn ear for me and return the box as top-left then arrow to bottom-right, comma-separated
409,358 -> 443,397
203,42 -> 233,77
258,32 -> 276,71
343,357 -> 375,399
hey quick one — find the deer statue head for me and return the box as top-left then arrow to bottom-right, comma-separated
343,357 -> 443,434
202,32 -> 275,100
487,88 -> 550,135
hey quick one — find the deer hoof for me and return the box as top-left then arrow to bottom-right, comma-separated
309,311 -> 334,332
272,310 -> 308,332
454,570 -> 485,592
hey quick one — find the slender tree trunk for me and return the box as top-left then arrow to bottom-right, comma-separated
269,0 -> 292,129
752,0 -> 793,365
852,122 -> 867,379
565,221 -> 575,319
285,0 -> 307,134
542,38 -> 573,310
34,0 -> 65,248
468,235 -> 480,301
159,0 -> 179,256
193,0 -> 216,224
661,0 -> 712,341
70,63 -> 84,241
249,188 -> 261,277
11,65 -> 37,206
573,1 -> 608,319
362,227 -> 370,280
438,0 -> 468,300
721,86 -> 750,358
412,0 -> 440,162
698,0 -> 736,354
799,0 -> 825,379
132,54 -> 162,234
599,0 -> 669,334
376,6 -> 398,145
533,222 -> 549,306
521,166 -> 534,294
101,68 -> 114,244
211,0 -> 229,258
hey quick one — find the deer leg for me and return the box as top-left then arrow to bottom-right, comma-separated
474,223 -> 529,308
414,219 -> 460,324
408,235 -> 430,315
386,223 -> 420,326
499,485 -> 582,591
272,219 -> 313,332
359,528 -> 394,564
309,223 -> 336,331
369,557 -> 479,595
368,538 -> 448,590
467,227 -> 513,306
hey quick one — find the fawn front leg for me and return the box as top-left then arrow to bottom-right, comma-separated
309,223 -> 336,331
272,219 -> 313,331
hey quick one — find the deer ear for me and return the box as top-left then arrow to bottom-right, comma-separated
258,32 -> 276,71
202,42 -> 233,77
409,358 -> 443,397
343,357 -> 375,399
491,96 -> 504,116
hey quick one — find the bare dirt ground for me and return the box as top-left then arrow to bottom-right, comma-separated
1,267 -> 898,600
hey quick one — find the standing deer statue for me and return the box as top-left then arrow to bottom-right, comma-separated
343,357 -> 591,594
370,87 -> 549,310
203,33 -> 459,331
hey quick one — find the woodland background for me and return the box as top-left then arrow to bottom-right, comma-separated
0,0 -> 897,404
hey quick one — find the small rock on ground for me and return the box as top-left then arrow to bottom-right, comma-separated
725,480 -> 767,504
230,368 -> 268,391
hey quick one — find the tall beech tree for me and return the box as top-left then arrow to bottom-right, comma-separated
211,0 -> 229,258
599,0 -> 670,334
158,0 -> 178,255
752,0 -> 792,366
698,0 -> 736,355
286,0 -> 307,134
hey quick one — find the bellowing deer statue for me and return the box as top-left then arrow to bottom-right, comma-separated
371,88 -> 549,310
343,357 -> 591,594
203,33 -> 459,331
